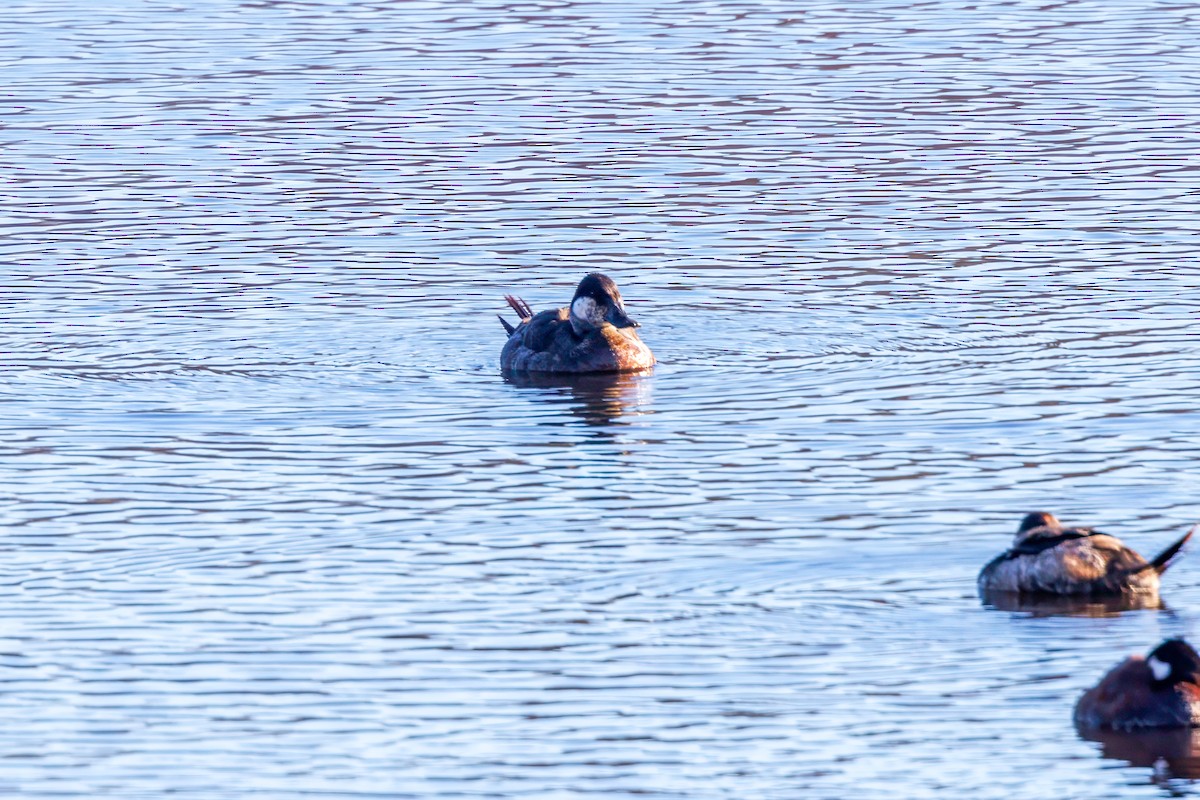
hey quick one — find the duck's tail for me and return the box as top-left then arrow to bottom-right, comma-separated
499,294 -> 533,336
505,295 -> 533,320
1146,525 -> 1196,575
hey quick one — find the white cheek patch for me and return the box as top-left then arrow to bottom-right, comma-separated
571,296 -> 603,325
1149,655 -> 1171,681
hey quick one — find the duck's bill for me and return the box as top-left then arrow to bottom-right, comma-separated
607,307 -> 640,328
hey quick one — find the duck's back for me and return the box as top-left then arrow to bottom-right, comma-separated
501,308 -> 576,372
1075,658 -> 1200,730
979,533 -> 1157,595
500,308 -> 655,373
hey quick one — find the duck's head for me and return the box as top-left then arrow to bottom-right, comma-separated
1017,511 -> 1060,535
570,273 -> 638,335
1147,639 -> 1200,687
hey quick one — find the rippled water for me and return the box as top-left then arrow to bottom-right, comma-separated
4,0 -> 1200,796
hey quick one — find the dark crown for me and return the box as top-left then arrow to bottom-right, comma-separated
574,272 -> 621,303
1017,512 -> 1059,534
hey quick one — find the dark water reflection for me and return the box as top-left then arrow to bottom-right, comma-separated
1080,727 -> 1200,783
4,0 -> 1200,797
982,591 -> 1167,618
503,370 -> 654,428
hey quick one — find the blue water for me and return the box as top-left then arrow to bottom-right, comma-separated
4,0 -> 1200,796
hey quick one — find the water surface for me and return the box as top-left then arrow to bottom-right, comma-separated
4,0 -> 1200,797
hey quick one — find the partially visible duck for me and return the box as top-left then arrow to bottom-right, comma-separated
1075,638 -> 1200,730
978,512 -> 1193,596
499,273 -> 655,373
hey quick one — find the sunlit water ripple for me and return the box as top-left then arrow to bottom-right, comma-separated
3,0 -> 1200,796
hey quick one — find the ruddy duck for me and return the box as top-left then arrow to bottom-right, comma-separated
978,512 -> 1193,596
1075,638 -> 1200,730
498,273 -> 655,373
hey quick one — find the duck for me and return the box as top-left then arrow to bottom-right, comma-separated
977,512 -> 1193,596
499,273 -> 655,373
1075,638 -> 1200,730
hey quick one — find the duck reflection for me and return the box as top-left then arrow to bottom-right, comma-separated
980,589 -> 1164,617
503,370 -> 652,428
1079,726 -> 1200,780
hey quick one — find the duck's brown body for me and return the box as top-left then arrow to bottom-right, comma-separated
979,531 -> 1160,595
1075,641 -> 1200,731
501,307 -> 655,373
498,273 -> 655,374
977,513 -> 1192,596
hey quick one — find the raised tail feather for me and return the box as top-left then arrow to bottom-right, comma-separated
505,295 -> 534,320
1143,525 -> 1196,575
498,294 -> 534,336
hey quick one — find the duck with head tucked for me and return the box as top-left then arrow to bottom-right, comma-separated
499,273 -> 655,373
978,512 -> 1193,596
1075,638 -> 1200,731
